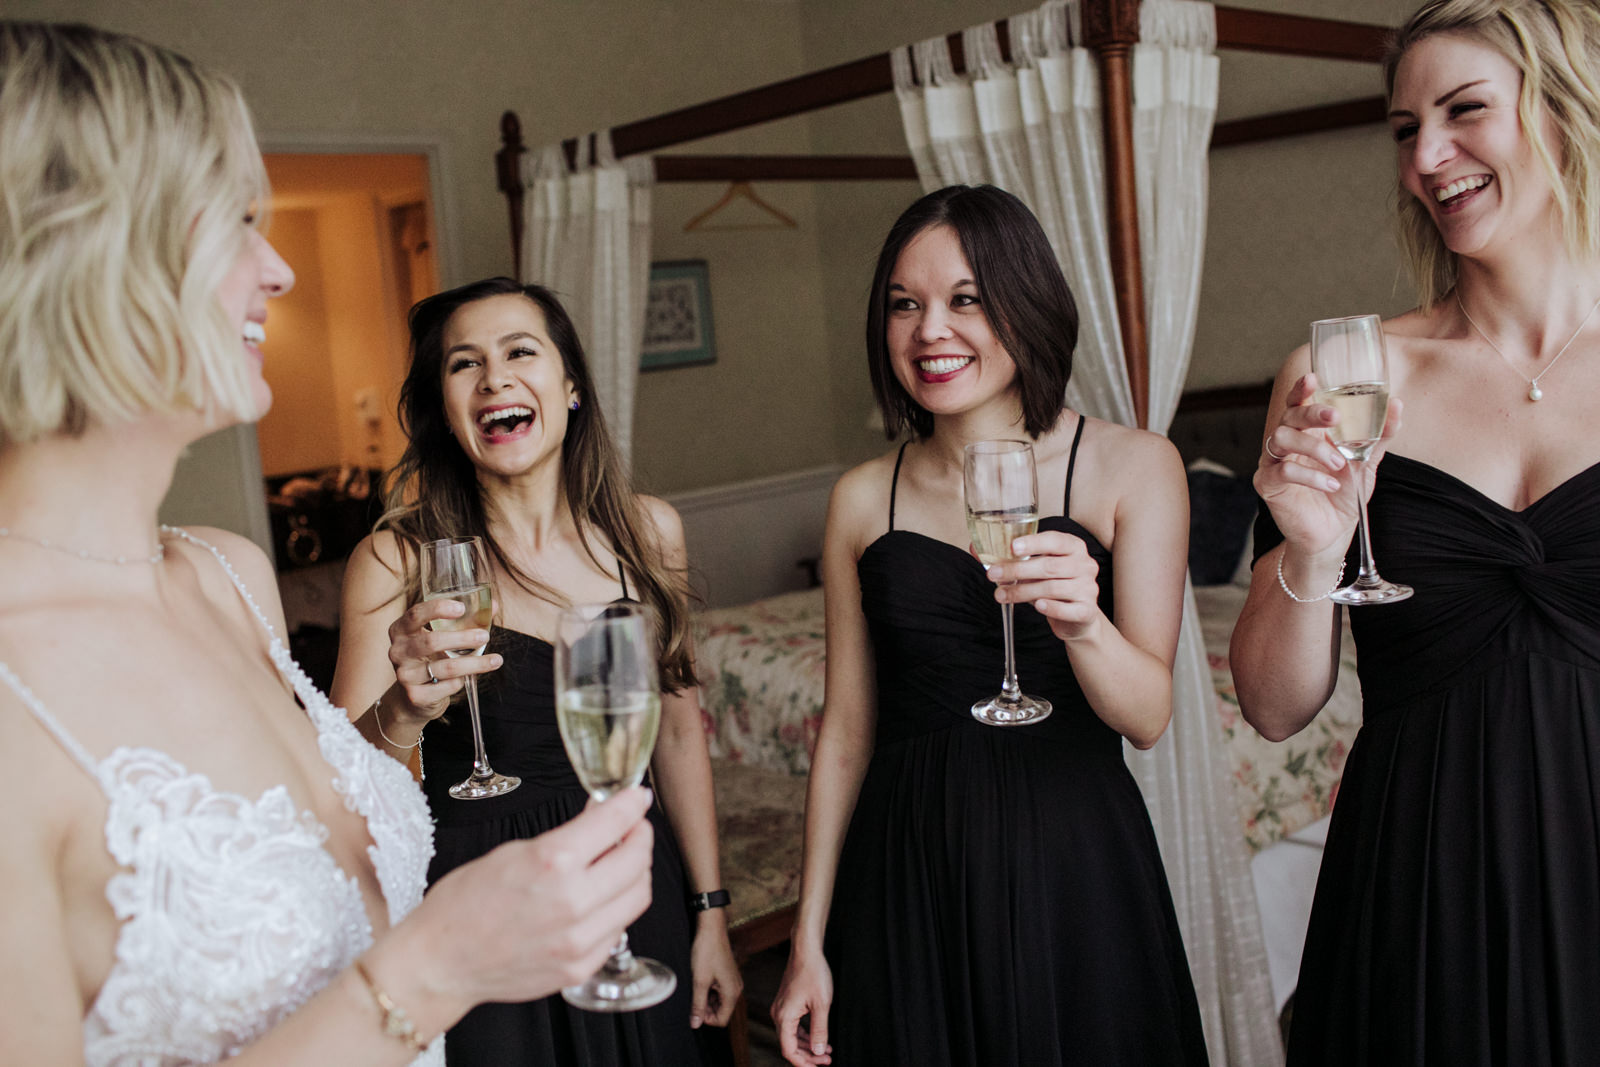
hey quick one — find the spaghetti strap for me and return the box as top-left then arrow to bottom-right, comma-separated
0,659 -> 103,780
889,441 -> 910,531
1063,415 -> 1086,517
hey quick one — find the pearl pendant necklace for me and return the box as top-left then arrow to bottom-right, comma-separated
1456,290 -> 1600,402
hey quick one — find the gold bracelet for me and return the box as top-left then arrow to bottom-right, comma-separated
352,957 -> 429,1053
371,696 -> 421,750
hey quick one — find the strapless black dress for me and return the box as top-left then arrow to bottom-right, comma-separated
1256,455 -> 1600,1065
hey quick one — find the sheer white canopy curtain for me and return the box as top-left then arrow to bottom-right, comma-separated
894,3 -> 1282,1063
519,131 -> 655,466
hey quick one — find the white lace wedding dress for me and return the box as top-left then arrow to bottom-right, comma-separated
0,530 -> 442,1065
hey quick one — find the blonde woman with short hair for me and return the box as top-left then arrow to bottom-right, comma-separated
1230,1 -> 1600,1061
0,22 -> 654,1065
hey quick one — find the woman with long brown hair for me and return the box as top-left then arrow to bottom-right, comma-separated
333,277 -> 740,1065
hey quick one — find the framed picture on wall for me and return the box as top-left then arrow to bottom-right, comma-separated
642,259 -> 716,371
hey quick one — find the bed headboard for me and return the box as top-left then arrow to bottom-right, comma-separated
1168,381 -> 1274,476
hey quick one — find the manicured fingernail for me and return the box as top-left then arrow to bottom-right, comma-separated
1324,477 -> 1340,491
489,655 -> 503,667
813,1045 -> 825,1055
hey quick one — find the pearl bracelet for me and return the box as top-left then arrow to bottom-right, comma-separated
371,697 -> 422,750
1276,552 -> 1346,604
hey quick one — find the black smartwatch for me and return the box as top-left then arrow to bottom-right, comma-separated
689,889 -> 731,912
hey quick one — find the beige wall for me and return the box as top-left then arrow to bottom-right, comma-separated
20,0 -> 1425,539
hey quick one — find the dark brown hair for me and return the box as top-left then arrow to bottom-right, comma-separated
865,184 -> 1078,440
377,277 -> 695,689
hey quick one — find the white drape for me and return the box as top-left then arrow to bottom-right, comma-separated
519,132 -> 654,466
894,3 -> 1281,1063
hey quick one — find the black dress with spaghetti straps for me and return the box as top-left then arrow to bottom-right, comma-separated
1252,454 -> 1600,1065
822,421 -> 1208,1066
421,573 -> 728,1067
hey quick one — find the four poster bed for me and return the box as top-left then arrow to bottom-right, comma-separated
492,3 -> 1391,1062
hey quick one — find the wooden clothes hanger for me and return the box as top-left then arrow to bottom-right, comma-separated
683,180 -> 798,231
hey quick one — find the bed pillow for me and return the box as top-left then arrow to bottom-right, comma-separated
1187,459 -> 1260,586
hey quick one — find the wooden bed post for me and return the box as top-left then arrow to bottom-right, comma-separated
496,111 -> 526,281
1083,0 -> 1150,430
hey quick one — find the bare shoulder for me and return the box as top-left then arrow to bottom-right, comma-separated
637,495 -> 686,546
169,526 -> 278,602
828,451 -> 899,547
1082,417 -> 1183,484
342,530 -> 409,614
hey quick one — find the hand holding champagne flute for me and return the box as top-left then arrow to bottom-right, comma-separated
420,536 -> 521,799
1309,315 -> 1413,605
554,601 -> 677,1012
963,440 -> 1053,726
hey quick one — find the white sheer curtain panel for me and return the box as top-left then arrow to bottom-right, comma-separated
893,3 -> 1280,1062
519,131 -> 654,466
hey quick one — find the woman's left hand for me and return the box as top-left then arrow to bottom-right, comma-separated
688,918 -> 743,1028
982,530 -> 1102,643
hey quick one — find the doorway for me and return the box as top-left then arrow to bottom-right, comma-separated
258,151 -> 441,688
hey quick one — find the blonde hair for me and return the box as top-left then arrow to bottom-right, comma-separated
1384,0 -> 1600,309
0,22 -> 269,445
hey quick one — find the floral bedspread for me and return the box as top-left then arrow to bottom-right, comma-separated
1196,583 -> 1363,851
697,583 -> 1363,852
698,588 -> 826,775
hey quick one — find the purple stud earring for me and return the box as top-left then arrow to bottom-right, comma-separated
570,399 -> 581,411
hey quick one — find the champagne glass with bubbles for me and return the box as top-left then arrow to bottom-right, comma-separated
1310,315 -> 1413,605
421,536 -> 520,799
964,440 -> 1053,726
554,602 -> 676,1011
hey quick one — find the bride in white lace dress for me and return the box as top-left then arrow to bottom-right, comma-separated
0,22 -> 656,1066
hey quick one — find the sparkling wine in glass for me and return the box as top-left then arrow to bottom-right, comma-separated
1310,315 -> 1413,605
963,440 -> 1053,726
420,536 -> 520,799
553,601 -> 676,1012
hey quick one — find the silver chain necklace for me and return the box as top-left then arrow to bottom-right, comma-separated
1456,290 -> 1600,402
0,525 -> 166,565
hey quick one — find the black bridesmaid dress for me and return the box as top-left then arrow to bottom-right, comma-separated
421,591 -> 727,1067
1259,454 -> 1600,1064
823,424 -> 1208,1067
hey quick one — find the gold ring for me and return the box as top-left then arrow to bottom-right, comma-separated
1263,436 -> 1288,462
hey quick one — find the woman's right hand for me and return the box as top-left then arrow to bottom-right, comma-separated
378,787 -> 655,1020
772,944 -> 834,1066
386,596 -> 500,722
1255,372 -> 1403,560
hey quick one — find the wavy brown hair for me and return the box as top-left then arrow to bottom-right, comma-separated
376,277 -> 695,690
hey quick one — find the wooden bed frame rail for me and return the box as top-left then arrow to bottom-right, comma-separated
494,2 -> 1392,429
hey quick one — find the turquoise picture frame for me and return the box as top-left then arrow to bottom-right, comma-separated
642,259 -> 716,371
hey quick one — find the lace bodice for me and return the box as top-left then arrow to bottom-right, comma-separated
0,529 -> 441,1066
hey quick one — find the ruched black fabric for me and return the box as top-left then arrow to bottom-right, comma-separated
1254,454 -> 1600,1065
423,626 -> 726,1067
822,440 -> 1207,1066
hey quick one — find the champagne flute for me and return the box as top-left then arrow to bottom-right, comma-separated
964,440 -> 1053,726
1310,315 -> 1414,605
420,536 -> 520,799
553,601 -> 676,1012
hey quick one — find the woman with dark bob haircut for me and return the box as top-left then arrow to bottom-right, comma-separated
1231,1 -> 1600,1061
772,185 -> 1205,1066
333,277 -> 740,1066
0,22 -> 654,1065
